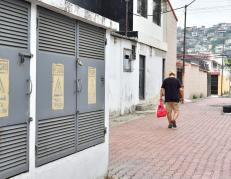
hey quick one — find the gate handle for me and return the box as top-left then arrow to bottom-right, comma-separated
77,79 -> 82,93
77,59 -> 84,66
26,79 -> 33,95
19,52 -> 33,64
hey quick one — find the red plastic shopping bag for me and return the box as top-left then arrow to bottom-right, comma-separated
156,100 -> 167,118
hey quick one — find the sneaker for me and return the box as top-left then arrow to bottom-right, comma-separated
168,123 -> 173,129
172,120 -> 177,128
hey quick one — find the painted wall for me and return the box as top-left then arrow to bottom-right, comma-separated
138,43 -> 164,105
108,36 -> 164,116
108,36 -> 139,116
133,0 -> 168,51
165,2 -> 177,78
11,1 -> 118,178
184,63 -> 208,99
218,72 -> 230,96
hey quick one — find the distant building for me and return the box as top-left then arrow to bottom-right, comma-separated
215,45 -> 224,54
192,32 -> 198,37
177,54 -> 209,99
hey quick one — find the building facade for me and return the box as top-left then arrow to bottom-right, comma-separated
177,53 -> 230,98
165,0 -> 178,78
206,55 -> 230,96
177,54 -> 209,99
0,0 -> 179,178
107,0 -> 178,116
0,0 -> 118,179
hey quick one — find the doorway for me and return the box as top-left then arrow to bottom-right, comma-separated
211,75 -> 218,95
139,55 -> 145,99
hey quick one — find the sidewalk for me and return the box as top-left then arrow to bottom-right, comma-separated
108,98 -> 231,179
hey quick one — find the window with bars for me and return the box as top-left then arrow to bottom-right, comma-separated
137,0 -> 148,18
123,49 -> 133,72
153,0 -> 161,26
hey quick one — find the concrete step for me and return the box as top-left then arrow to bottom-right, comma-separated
135,103 -> 154,111
135,110 -> 155,114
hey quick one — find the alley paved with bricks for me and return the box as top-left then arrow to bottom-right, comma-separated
108,98 -> 231,179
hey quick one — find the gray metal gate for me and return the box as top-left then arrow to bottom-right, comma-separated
0,0 -> 30,178
36,8 -> 106,166
77,22 -> 106,151
36,7 -> 77,167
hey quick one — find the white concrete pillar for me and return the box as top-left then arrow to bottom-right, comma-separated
29,2 -> 37,179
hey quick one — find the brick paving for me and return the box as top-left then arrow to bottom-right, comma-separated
108,98 -> 231,179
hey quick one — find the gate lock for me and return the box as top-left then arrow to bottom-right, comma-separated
19,52 -> 33,64
76,58 -> 84,66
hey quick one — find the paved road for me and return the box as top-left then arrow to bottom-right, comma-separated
108,98 -> 231,179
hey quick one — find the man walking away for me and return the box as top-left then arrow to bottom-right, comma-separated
160,71 -> 184,128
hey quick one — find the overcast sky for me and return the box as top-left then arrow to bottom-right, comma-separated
171,0 -> 231,27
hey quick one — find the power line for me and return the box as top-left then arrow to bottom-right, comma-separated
131,0 -> 197,17
182,0 -> 197,82
187,0 -> 196,7
187,10 -> 231,15
189,5 -> 231,11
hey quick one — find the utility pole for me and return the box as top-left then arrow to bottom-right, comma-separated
218,29 -> 226,96
125,0 -> 129,36
182,0 -> 196,85
221,32 -> 225,96
182,5 -> 187,81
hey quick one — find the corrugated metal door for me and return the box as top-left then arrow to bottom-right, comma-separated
36,7 -> 77,167
77,22 -> 106,151
0,0 -> 30,178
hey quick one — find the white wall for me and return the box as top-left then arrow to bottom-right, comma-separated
133,0 -> 167,51
13,144 -> 109,179
108,36 -> 164,116
184,63 -> 208,99
165,1 -> 177,77
108,36 -> 139,116
11,1 -> 116,179
138,43 -> 163,105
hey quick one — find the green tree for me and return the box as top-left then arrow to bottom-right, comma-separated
225,57 -> 231,71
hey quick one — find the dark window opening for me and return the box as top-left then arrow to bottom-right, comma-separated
132,45 -> 136,59
123,49 -> 133,72
211,75 -> 218,95
153,0 -> 161,26
137,0 -> 148,18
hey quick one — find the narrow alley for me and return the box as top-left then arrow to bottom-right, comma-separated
109,98 -> 231,179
